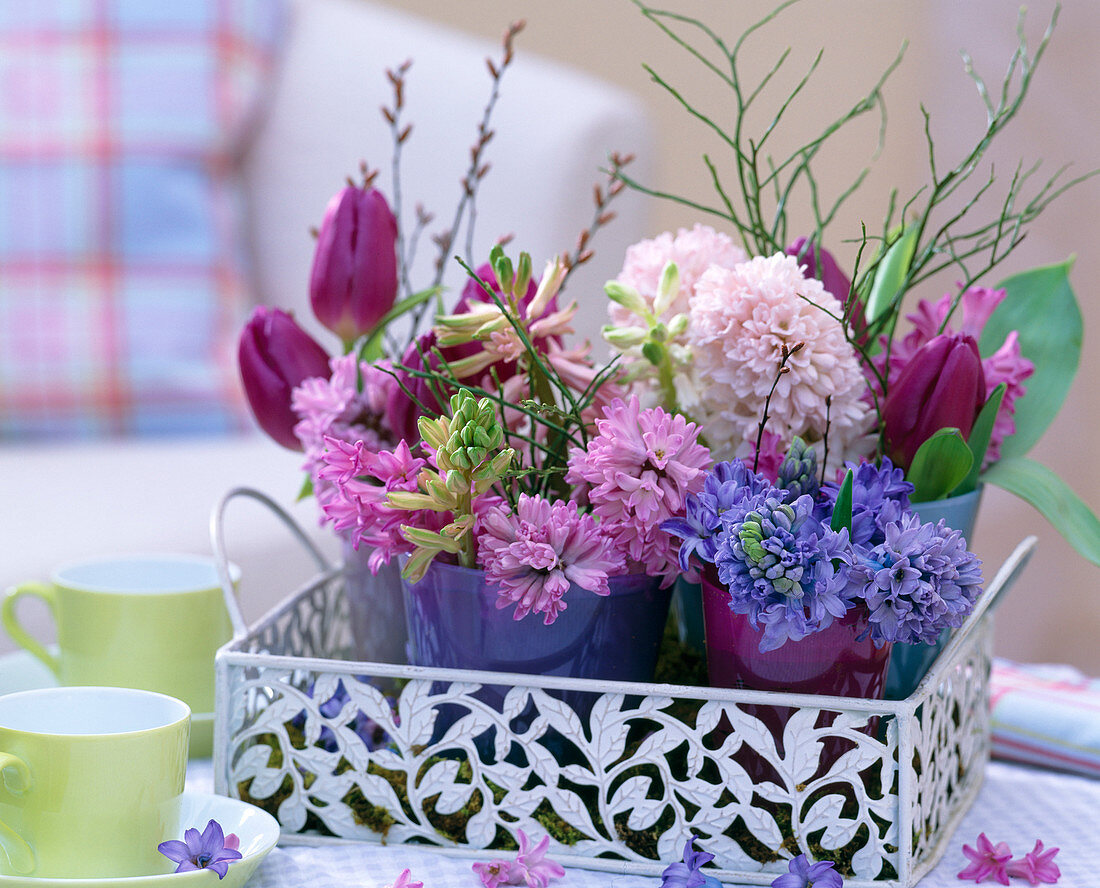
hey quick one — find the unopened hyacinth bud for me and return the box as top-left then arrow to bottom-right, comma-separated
441,391 -> 504,470
738,502 -> 805,597
883,333 -> 986,470
602,325 -> 647,349
604,280 -> 649,318
777,437 -> 820,501
309,185 -> 398,344
652,261 -> 680,317
238,306 -> 331,450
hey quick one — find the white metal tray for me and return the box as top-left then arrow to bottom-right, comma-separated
211,487 -> 1035,887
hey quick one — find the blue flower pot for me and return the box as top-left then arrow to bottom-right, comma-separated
885,486 -> 983,700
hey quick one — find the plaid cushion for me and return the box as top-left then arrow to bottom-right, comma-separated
0,0 -> 285,438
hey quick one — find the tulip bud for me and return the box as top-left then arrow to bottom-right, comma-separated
238,307 -> 332,450
882,333 -> 986,470
309,185 -> 399,344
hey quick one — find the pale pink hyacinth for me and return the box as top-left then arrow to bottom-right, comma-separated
566,397 -> 710,585
477,495 -> 625,624
874,285 -> 1033,466
473,830 -> 565,888
612,223 -> 748,325
291,353 -> 395,490
688,252 -> 873,464
609,225 -> 747,411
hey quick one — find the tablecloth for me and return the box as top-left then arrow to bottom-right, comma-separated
186,758 -> 1098,887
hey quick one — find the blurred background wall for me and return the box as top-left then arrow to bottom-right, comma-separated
378,0 -> 1100,670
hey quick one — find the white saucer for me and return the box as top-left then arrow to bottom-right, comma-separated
0,793 -> 279,887
0,651 -> 215,757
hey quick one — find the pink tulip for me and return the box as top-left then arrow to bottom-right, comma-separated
882,333 -> 986,470
238,306 -> 331,450
309,185 -> 398,343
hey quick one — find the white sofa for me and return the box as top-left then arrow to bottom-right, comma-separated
0,0 -> 653,652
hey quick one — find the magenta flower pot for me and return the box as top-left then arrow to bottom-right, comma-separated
700,569 -> 891,699
403,561 -> 671,683
701,569 -> 892,782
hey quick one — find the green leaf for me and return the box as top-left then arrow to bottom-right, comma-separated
983,456 -> 1100,567
982,260 -> 1081,458
830,469 -> 854,532
357,286 -> 443,363
957,383 -> 1005,495
864,224 -> 918,326
296,473 -> 314,502
908,428 -> 973,502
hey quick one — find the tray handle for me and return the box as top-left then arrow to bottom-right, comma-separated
210,486 -> 334,639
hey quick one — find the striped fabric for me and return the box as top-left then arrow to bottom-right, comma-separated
991,658 -> 1100,778
0,0 -> 285,438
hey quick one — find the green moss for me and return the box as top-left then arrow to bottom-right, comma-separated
530,799 -> 590,846
343,784 -> 396,836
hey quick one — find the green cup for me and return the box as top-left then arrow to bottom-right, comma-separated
1,554 -> 238,757
0,686 -> 190,877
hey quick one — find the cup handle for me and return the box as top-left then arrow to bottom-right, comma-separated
0,753 -> 34,874
1,583 -> 61,679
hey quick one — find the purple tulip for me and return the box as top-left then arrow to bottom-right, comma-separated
309,185 -> 399,343
238,306 -> 332,450
787,237 -> 867,343
882,333 -> 986,470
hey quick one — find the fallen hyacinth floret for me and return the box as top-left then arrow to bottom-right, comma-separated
1006,841 -> 1061,885
770,853 -> 844,888
659,835 -> 721,888
958,833 -> 1013,884
157,820 -> 242,879
383,870 -> 423,888
472,830 -> 564,888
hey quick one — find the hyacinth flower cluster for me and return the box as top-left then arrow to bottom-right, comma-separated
357,386 -> 709,623
663,440 -> 983,652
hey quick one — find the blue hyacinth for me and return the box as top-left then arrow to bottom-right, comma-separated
714,493 -> 853,651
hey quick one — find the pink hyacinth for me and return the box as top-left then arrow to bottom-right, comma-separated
292,353 -> 395,489
1006,840 -> 1061,885
566,397 -> 710,584
316,438 -> 445,573
477,495 -> 624,624
958,833 -> 1013,885
473,830 -> 565,888
873,285 -> 1033,466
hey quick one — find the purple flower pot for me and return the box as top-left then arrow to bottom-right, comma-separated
700,569 -> 892,699
343,541 -> 407,664
403,561 -> 671,682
